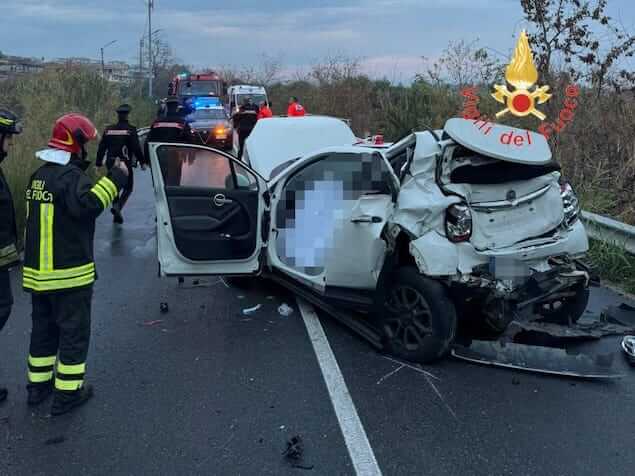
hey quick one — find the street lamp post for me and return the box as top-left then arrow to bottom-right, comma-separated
100,40 -> 118,79
148,0 -> 154,98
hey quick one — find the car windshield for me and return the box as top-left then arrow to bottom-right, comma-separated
187,109 -> 227,121
179,80 -> 222,97
236,94 -> 267,105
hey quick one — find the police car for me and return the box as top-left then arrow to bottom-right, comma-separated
184,97 -> 233,150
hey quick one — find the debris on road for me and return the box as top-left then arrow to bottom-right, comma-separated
452,341 -> 623,379
621,336 -> 635,365
44,436 -> 66,445
160,302 -> 169,314
376,364 -> 405,385
242,304 -> 262,315
283,435 -> 314,470
603,303 -> 635,327
140,320 -> 164,327
278,303 -> 294,317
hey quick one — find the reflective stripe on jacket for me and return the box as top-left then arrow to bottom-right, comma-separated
22,161 -> 127,293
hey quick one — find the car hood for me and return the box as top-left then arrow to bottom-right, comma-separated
444,118 -> 552,165
189,119 -> 228,130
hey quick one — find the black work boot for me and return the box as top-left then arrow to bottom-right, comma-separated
27,382 -> 54,406
51,384 -> 94,416
0,387 -> 7,403
110,202 -> 123,225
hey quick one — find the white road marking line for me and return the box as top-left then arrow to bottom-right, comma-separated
297,298 -> 383,476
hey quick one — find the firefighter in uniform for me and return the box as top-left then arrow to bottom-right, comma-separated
0,109 -> 23,403
23,114 -> 128,416
96,104 -> 146,224
144,97 -> 191,159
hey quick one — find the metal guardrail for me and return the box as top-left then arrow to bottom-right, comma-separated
581,210 -> 635,255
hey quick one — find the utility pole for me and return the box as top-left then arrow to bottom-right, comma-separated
139,37 -> 144,95
148,0 -> 154,98
100,40 -> 117,79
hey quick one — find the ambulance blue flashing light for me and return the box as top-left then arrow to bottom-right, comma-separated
192,97 -> 221,110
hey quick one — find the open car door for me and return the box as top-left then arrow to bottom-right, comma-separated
147,142 -> 268,276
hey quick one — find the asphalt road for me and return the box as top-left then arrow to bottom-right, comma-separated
1,171 -> 634,476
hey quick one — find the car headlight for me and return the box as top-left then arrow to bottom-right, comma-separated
560,182 -> 580,227
445,203 -> 472,243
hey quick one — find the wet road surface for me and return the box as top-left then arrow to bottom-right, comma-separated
1,171 -> 634,476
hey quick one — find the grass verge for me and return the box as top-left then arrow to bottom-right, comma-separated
588,239 -> 635,294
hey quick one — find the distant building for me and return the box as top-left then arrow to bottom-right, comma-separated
0,53 -> 142,85
0,55 -> 44,81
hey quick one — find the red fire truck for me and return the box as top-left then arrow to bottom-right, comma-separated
168,72 -> 225,102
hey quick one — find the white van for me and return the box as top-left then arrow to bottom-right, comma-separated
227,85 -> 268,114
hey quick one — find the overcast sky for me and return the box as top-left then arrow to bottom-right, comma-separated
2,0 -> 634,82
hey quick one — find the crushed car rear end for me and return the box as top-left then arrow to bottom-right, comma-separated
384,119 -> 590,351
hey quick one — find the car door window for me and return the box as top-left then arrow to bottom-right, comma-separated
157,145 -> 261,191
275,152 -> 395,276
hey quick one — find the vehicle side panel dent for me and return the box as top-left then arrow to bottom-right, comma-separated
409,232 -> 459,276
392,170 -> 461,238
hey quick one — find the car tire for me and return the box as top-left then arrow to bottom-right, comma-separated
537,285 -> 589,325
375,266 -> 457,363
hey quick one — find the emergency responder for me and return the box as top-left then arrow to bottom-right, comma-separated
23,114 -> 129,416
0,109 -> 23,403
145,97 -> 191,159
287,96 -> 306,117
232,97 -> 259,158
96,104 -> 146,224
257,100 -> 273,120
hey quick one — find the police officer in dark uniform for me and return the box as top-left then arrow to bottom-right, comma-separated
96,104 -> 146,224
145,97 -> 192,159
232,97 -> 259,159
0,109 -> 23,403
23,113 -> 128,415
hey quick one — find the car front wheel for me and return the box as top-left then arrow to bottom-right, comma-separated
375,267 -> 457,363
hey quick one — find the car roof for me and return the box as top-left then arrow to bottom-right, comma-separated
444,118 -> 552,164
244,116 -> 357,180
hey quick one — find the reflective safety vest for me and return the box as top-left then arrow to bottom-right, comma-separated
22,161 -> 126,293
0,168 -> 19,270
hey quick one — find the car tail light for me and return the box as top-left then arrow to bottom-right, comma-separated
445,203 -> 472,243
560,182 -> 580,227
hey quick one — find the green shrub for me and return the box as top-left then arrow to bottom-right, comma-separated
0,66 -> 154,246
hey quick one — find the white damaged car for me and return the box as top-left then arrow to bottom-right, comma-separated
146,116 -> 590,363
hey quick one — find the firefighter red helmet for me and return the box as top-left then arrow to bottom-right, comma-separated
48,114 -> 98,154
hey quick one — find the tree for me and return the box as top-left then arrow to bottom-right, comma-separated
521,0 -> 635,94
424,39 -> 503,87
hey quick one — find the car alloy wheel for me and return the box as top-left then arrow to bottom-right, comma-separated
384,285 -> 433,352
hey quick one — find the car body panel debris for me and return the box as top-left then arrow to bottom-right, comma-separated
278,303 -> 294,317
451,341 -> 623,379
242,304 -> 262,315
603,303 -> 635,327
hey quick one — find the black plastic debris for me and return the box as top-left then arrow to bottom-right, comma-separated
603,303 -> 635,328
621,336 -> 635,366
283,435 -> 313,470
160,302 -> 169,314
44,436 -> 66,446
